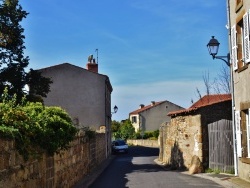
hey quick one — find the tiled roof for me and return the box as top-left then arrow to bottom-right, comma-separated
168,94 -> 231,116
129,101 -> 165,115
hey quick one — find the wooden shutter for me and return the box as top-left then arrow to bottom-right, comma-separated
231,25 -> 238,70
235,110 -> 242,157
243,11 -> 250,63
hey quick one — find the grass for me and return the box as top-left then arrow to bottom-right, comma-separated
205,168 -> 235,175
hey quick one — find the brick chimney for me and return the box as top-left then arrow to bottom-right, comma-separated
139,104 -> 145,109
86,54 -> 98,73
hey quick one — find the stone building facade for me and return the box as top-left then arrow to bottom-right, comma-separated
228,0 -> 250,182
158,94 -> 232,170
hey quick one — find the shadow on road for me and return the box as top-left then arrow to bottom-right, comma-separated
88,146 -> 224,188
89,146 -> 164,188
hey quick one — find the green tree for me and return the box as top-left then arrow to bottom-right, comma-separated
111,120 -> 121,132
111,120 -> 121,139
0,0 -> 51,103
119,120 -> 135,140
26,69 -> 52,102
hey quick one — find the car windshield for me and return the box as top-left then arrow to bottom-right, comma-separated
116,140 -> 126,145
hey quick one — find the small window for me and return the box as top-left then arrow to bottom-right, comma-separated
246,109 -> 250,157
132,116 -> 137,123
235,0 -> 243,12
236,20 -> 245,67
239,109 -> 250,158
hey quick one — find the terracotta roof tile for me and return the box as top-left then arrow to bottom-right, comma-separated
129,101 -> 165,115
168,94 -> 231,116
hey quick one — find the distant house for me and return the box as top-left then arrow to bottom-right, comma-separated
159,94 -> 232,170
129,101 -> 184,133
37,57 -> 113,155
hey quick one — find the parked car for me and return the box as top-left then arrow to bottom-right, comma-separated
112,139 -> 128,154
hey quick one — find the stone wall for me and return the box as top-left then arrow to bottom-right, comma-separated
159,114 -> 203,170
0,132 -> 106,188
127,139 -> 159,148
238,159 -> 250,183
158,101 -> 232,170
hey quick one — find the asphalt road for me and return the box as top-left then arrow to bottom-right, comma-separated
89,146 -> 224,188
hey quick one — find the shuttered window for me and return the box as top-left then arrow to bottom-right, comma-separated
235,110 -> 242,157
243,11 -> 250,63
132,116 -> 137,123
247,109 -> 250,157
231,25 -> 238,71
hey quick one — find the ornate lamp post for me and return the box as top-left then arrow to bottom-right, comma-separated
207,36 -> 230,66
111,105 -> 118,114
207,36 -> 238,175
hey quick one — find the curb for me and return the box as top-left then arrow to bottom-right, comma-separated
154,158 -> 250,188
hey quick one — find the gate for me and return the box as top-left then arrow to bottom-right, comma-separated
208,119 -> 234,173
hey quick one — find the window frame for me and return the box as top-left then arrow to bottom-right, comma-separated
131,116 -> 137,123
232,9 -> 250,71
235,0 -> 243,12
235,110 -> 242,157
243,10 -> 250,63
247,109 -> 250,157
238,109 -> 250,158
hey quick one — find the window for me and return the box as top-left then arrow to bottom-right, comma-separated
232,9 -> 250,71
235,110 -> 242,157
243,11 -> 250,63
246,110 -> 250,157
235,0 -> 243,12
236,109 -> 250,158
132,116 -> 137,123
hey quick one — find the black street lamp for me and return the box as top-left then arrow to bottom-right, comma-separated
111,105 -> 118,114
207,35 -> 238,176
207,36 -> 230,66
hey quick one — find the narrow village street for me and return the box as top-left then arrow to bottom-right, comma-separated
84,147 -> 228,188
3,1 -> 250,187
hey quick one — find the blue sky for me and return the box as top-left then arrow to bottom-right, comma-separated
20,0 -> 229,121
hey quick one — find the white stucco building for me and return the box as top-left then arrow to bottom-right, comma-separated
129,101 -> 184,133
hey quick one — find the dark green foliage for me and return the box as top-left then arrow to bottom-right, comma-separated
135,130 -> 159,140
0,0 -> 51,103
119,120 -> 135,140
26,69 -> 53,100
0,0 -> 29,102
112,119 -> 135,140
153,129 -> 159,138
112,120 -> 160,140
0,88 -> 77,160
111,120 -> 120,133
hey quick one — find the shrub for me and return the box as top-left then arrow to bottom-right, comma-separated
134,130 -> 159,140
0,89 -> 77,160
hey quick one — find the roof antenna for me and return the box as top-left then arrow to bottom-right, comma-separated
95,49 -> 98,64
